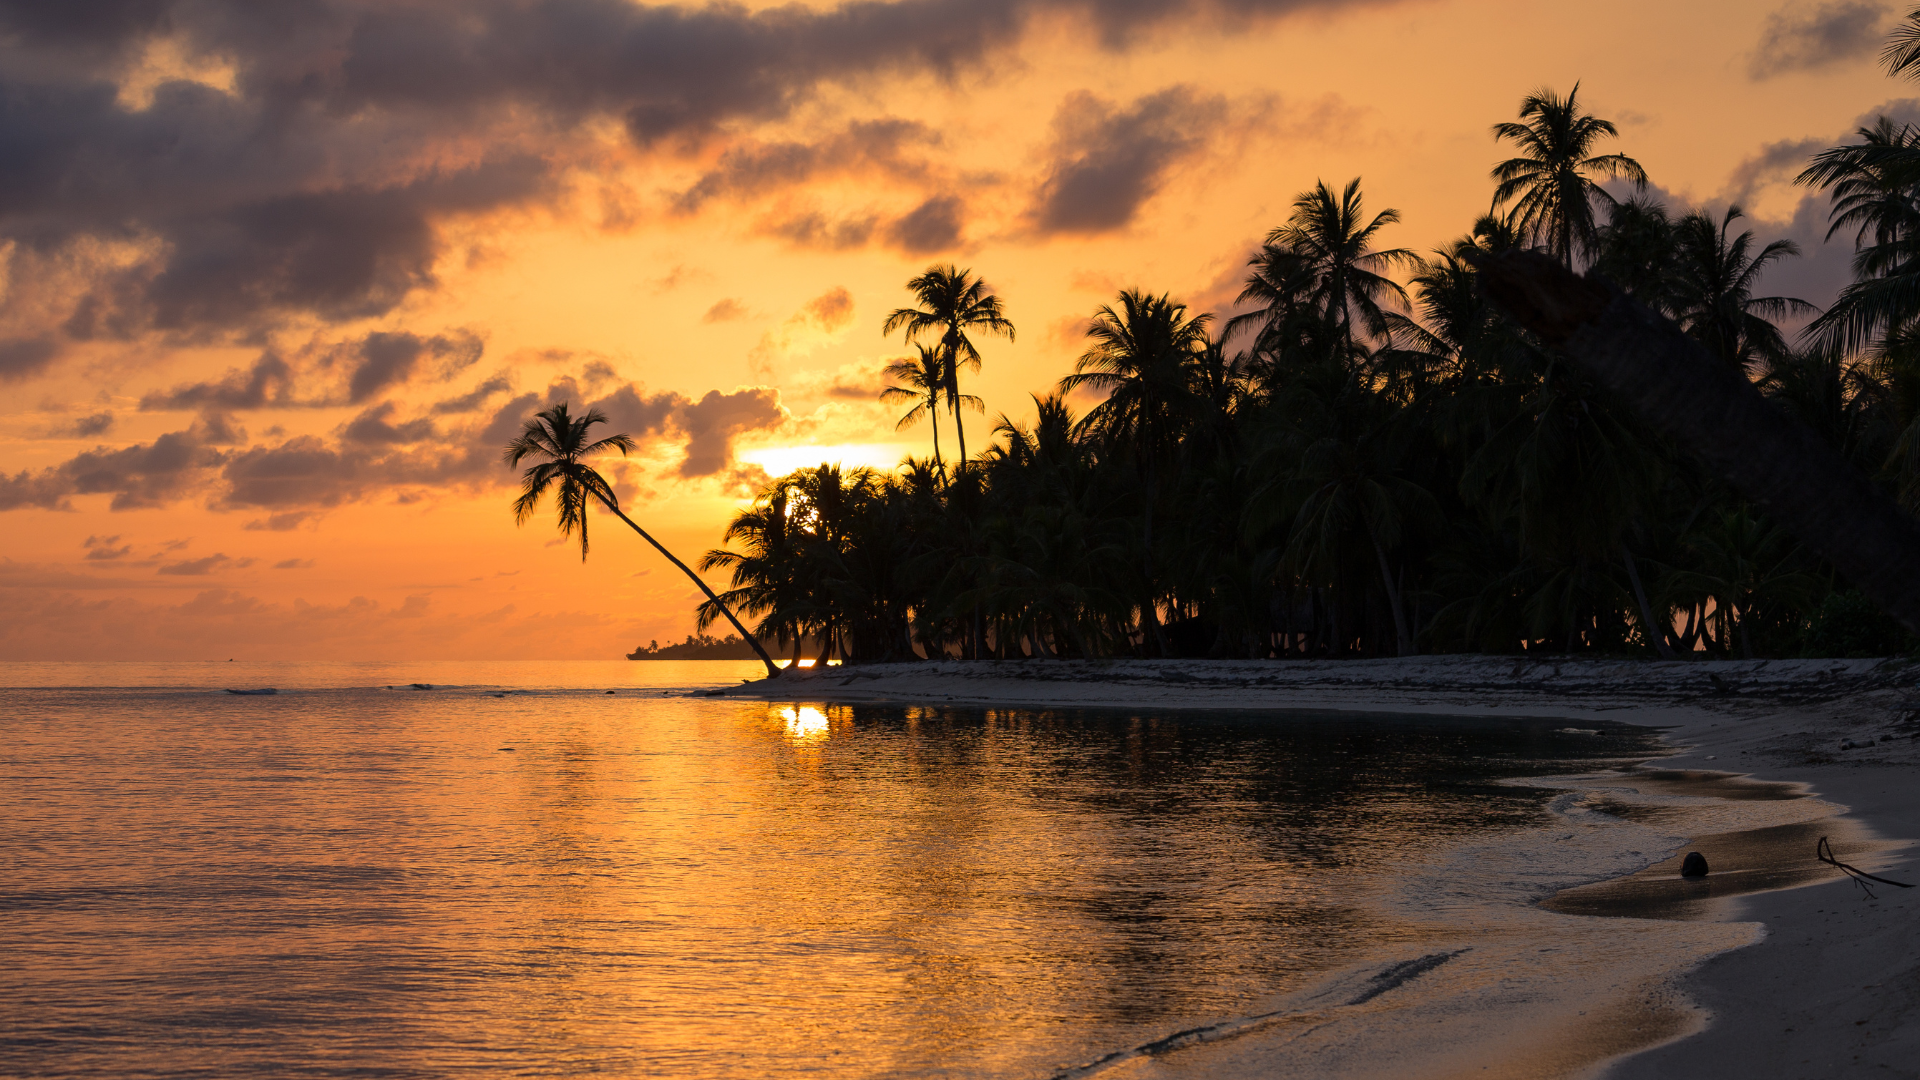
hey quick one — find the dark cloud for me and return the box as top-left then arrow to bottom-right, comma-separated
671,118 -> 942,213
431,373 -> 512,413
64,414 -> 235,509
82,534 -> 131,560
677,387 -> 784,477
0,368 -> 788,513
1748,1 -> 1895,79
0,336 -> 61,381
1724,136 -> 1831,206
140,330 -> 484,411
0,0 -> 1386,374
759,210 -> 877,249
887,194 -> 965,253
1028,85 -> 1228,235
272,558 -> 315,569
142,352 -> 295,411
340,401 -> 437,444
69,411 -> 116,437
342,329 -> 484,403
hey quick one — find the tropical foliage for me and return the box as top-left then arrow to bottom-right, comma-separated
694,61 -> 1920,663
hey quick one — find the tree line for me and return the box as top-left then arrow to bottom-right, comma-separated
505,32 -> 1920,668
682,76 -> 1920,665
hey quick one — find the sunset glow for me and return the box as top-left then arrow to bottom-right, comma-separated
0,0 -> 1902,659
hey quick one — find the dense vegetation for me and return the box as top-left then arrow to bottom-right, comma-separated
694,64 -> 1920,664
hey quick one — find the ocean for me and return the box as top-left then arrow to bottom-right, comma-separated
1,661 -> 1797,1078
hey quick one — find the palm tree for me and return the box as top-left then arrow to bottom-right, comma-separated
1259,179 -> 1419,360
882,264 -> 1015,466
1798,118 -> 1920,354
1490,84 -> 1647,266
699,478 -> 814,667
1470,247 -> 1920,638
879,344 -> 981,470
1669,206 -> 1815,371
1061,289 -> 1211,653
506,401 -> 780,678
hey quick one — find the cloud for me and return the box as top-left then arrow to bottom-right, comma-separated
0,336 -> 62,381
140,330 -> 485,411
747,287 -> 858,376
340,401 -> 438,445
671,118 -> 944,213
141,352 -> 296,410
887,194 -> 966,253
703,298 -> 750,323
272,558 -> 315,569
82,534 -> 132,560
1028,86 -> 1230,235
431,373 -> 513,414
157,552 -> 250,575
802,286 -> 855,331
340,330 -> 484,403
1748,1 -> 1896,79
64,411 -> 117,438
4,364 -> 792,515
677,387 -> 785,476
245,510 -> 319,531
0,0 -> 1350,369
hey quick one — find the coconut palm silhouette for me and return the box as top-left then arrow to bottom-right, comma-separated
506,401 -> 780,678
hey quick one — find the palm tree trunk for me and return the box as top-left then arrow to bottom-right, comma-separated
1621,545 -> 1676,659
599,497 -> 781,679
1473,250 -> 1920,639
1368,529 -> 1414,657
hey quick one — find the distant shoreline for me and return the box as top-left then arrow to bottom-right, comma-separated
722,655 -> 1920,1077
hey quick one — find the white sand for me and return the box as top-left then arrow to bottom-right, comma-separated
722,656 -> 1920,1078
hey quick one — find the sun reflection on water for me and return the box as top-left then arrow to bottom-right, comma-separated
782,705 -> 831,742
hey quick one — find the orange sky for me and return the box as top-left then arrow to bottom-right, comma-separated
0,0 -> 1910,659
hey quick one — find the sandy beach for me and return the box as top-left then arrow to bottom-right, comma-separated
721,656 -> 1920,1078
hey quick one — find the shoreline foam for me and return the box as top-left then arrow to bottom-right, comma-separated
718,656 -> 1920,1077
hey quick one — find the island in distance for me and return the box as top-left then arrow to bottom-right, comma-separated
627,634 -> 820,660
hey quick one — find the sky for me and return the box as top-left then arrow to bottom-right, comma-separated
1,0 -> 1914,660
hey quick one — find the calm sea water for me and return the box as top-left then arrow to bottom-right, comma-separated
0,661 -> 1662,1079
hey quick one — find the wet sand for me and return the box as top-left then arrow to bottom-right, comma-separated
722,656 -> 1920,1078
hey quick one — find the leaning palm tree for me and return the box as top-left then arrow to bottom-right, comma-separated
1490,84 -> 1647,266
882,264 -> 1015,465
506,401 -> 781,678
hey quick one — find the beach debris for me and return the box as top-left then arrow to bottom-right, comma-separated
410,683 -> 434,690
605,690 -> 615,694
1707,673 -> 1739,695
1817,836 -> 1914,899
224,687 -> 277,695
1840,738 -> 1872,750
489,692 -> 508,698
1680,852 -> 1710,878
497,747 -> 515,752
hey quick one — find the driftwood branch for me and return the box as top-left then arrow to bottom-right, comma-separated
1468,249 -> 1920,638
1817,835 -> 1913,899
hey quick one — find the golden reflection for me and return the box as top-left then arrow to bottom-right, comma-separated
782,705 -> 831,743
